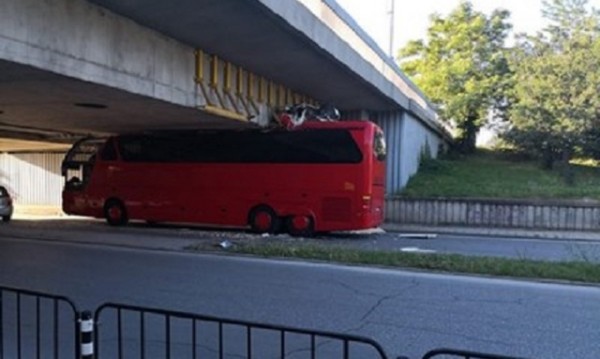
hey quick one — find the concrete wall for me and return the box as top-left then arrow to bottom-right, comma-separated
0,153 -> 65,206
373,111 -> 444,194
0,0 -> 197,107
368,111 -> 445,194
372,111 -> 403,194
386,197 -> 600,231
399,112 -> 443,188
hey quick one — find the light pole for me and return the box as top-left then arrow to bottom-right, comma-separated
388,0 -> 395,58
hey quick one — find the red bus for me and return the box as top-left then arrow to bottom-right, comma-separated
61,121 -> 386,235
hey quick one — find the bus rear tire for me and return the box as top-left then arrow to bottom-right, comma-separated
104,199 -> 128,226
286,215 -> 315,237
248,205 -> 280,234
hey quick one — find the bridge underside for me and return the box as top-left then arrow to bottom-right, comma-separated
87,0 -> 397,111
0,0 -> 404,151
0,60 -> 247,137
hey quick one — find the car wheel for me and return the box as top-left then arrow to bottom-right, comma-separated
104,199 -> 128,226
2,215 -> 11,223
248,205 -> 280,234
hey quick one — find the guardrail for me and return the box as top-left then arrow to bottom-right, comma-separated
386,196 -> 600,231
0,285 -> 80,359
0,285 -> 531,359
94,302 -> 388,359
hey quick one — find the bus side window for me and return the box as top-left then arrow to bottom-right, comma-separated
100,139 -> 118,161
373,130 -> 386,161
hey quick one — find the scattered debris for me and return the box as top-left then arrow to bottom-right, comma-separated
333,227 -> 386,236
351,227 -> 386,235
261,233 -> 270,238
397,233 -> 437,239
217,240 -> 233,249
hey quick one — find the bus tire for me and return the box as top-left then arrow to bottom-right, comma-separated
248,205 -> 280,234
286,215 -> 315,237
104,199 -> 128,226
2,215 -> 10,223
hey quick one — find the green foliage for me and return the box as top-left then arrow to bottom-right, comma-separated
504,0 -> 600,168
402,150 -> 600,199
230,243 -> 600,284
399,1 -> 513,153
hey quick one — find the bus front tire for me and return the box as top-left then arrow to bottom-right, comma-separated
248,205 -> 280,234
104,199 -> 128,226
286,215 -> 315,237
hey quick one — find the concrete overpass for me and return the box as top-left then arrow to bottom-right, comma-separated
0,0 -> 450,206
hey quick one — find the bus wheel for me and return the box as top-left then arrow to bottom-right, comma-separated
248,205 -> 280,234
286,215 -> 315,237
104,199 -> 128,226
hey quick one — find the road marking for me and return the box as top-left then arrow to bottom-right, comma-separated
400,247 -> 436,254
398,233 -> 438,239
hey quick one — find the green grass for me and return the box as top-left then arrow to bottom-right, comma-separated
228,243 -> 600,284
401,150 -> 600,199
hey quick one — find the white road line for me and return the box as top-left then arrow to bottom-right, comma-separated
399,247 -> 437,254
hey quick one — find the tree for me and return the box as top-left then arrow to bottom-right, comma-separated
399,1 -> 513,153
505,0 -> 600,170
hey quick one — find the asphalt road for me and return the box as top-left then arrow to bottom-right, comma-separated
348,232 -> 600,262
3,218 -> 600,262
0,223 -> 599,359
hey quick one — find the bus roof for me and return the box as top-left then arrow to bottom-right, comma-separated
294,120 -> 375,130
118,120 -> 377,139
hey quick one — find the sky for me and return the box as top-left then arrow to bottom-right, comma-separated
335,0 -> 600,55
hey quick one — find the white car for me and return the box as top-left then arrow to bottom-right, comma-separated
0,186 -> 13,222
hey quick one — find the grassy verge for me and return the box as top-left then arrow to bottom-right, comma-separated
221,243 -> 600,284
401,150 -> 600,199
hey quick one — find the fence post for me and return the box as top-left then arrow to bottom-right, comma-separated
79,311 -> 94,359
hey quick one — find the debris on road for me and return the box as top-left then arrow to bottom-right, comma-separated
337,227 -> 386,235
217,240 -> 234,249
397,233 -> 438,239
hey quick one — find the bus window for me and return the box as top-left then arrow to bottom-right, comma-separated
100,138 -> 118,161
119,136 -> 143,162
115,130 -> 362,164
374,130 -> 386,161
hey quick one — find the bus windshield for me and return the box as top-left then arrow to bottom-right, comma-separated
61,137 -> 106,189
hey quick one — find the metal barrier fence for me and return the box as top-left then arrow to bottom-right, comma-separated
93,302 -> 389,359
0,285 -> 530,359
0,286 -> 80,359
